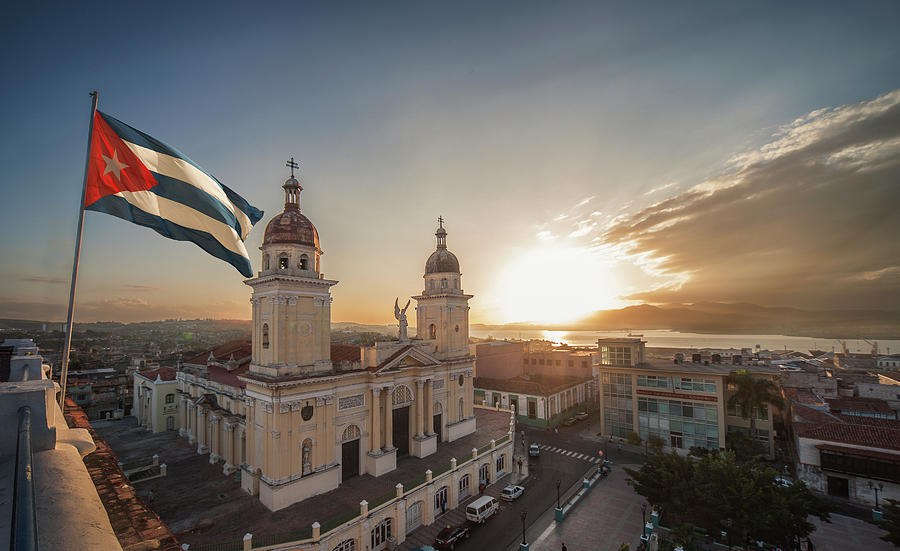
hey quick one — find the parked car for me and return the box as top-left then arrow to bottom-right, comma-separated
529,443 -> 540,457
465,495 -> 499,524
562,417 -> 578,426
434,524 -> 470,550
574,412 -> 590,421
500,484 -> 525,501
774,476 -> 793,488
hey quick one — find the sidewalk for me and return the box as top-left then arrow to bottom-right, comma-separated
507,461 -> 645,551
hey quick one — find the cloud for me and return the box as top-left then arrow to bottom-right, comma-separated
121,284 -> 160,291
19,275 -> 66,284
599,89 -> 900,311
643,182 -> 678,196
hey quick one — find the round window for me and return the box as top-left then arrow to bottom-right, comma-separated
458,374 -> 464,386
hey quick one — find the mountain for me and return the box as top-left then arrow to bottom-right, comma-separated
571,303 -> 900,338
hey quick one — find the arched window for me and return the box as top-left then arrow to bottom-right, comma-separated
441,278 -> 447,289
279,253 -> 289,270
165,393 -> 175,404
263,254 -> 270,270
429,324 -> 436,339
299,253 -> 309,270
332,540 -> 356,551
370,518 -> 393,549
341,424 -> 361,442
392,385 -> 414,407
262,324 -> 269,349
453,278 -> 458,289
458,474 -> 470,498
428,280 -> 434,290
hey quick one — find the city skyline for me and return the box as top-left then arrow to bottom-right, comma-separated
2,2 -> 899,325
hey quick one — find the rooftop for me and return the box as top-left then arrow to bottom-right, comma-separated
475,374 -> 592,396
600,360 -> 779,376
93,407 -> 512,547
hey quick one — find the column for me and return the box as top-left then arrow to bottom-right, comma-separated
426,379 -> 435,435
209,414 -> 220,463
197,407 -> 207,453
384,386 -> 394,450
465,374 -> 473,419
415,380 -> 425,438
370,387 -> 381,453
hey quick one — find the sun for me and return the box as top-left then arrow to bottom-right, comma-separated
489,245 -> 626,325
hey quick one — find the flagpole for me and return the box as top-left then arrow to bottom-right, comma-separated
58,91 -> 99,410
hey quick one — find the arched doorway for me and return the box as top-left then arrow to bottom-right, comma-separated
340,425 -> 361,481
392,385 -> 414,456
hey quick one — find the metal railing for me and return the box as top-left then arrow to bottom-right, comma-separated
12,406 -> 37,551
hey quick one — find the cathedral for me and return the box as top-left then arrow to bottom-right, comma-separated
176,169 -> 477,511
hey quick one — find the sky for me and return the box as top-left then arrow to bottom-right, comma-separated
1,1 -> 899,325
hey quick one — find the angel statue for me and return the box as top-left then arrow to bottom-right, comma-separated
394,298 -> 411,341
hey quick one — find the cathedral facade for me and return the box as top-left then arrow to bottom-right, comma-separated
177,172 -> 476,511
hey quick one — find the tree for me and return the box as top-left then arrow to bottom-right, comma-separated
725,429 -> 763,462
626,451 -> 830,548
726,372 -> 784,442
879,498 -> 900,546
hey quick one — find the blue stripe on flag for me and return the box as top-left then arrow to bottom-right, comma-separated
150,173 -> 245,238
87,194 -> 254,277
220,182 -> 264,225
101,111 -> 263,230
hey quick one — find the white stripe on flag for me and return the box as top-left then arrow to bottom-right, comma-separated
122,141 -> 254,239
115,190 -> 249,258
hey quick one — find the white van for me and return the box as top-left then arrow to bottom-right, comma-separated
465,495 -> 499,523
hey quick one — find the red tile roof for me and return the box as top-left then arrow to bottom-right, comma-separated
794,414 -> 900,451
182,339 -> 252,366
135,366 -> 177,382
332,344 -> 362,364
827,396 -> 894,415
64,399 -> 181,550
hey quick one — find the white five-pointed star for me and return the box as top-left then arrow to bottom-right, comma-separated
102,149 -> 129,180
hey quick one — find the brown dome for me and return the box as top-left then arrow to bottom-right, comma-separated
263,208 -> 319,248
425,249 -> 459,274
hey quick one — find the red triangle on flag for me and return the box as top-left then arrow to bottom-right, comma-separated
85,113 -> 158,207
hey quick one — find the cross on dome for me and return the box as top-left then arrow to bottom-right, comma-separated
285,156 -> 299,178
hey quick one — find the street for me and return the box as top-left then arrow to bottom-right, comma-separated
449,418 -> 637,551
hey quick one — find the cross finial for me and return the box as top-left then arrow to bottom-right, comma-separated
285,156 -> 300,178
437,216 -> 444,228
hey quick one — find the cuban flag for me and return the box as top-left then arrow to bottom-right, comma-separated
85,111 -> 263,277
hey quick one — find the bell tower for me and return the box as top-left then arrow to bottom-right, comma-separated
245,159 -> 337,378
413,217 -> 472,360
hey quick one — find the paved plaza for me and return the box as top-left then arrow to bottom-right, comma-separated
93,407 -> 512,547
511,456 -> 895,551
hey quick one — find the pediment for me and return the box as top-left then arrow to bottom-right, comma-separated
376,346 -> 441,373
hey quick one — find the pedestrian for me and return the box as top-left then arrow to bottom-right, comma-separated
562,543 -> 567,551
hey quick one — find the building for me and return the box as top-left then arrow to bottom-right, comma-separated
133,366 -> 179,432
786,390 -> 900,507
876,355 -> 900,369
522,345 -> 595,379
0,338 -> 123,550
177,173 -> 477,511
474,374 -> 594,427
472,340 -> 524,379
596,338 -> 779,457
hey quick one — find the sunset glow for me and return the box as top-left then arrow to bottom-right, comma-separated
491,245 -> 626,325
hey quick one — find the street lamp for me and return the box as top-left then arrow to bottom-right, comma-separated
869,481 -> 885,511
641,503 -> 647,537
556,479 -> 561,509
520,510 -> 527,545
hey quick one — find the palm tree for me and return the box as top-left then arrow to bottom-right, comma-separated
725,372 -> 784,446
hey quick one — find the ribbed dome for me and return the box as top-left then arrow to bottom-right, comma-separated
263,209 -> 319,248
425,248 -> 459,274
